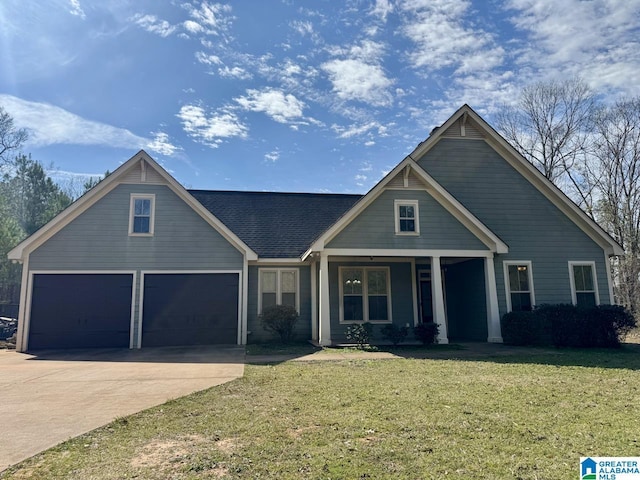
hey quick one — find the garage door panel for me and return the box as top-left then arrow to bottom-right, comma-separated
142,273 -> 239,347
29,274 -> 133,350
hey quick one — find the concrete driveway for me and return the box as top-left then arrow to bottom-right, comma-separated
0,346 -> 245,471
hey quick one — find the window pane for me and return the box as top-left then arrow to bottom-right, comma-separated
281,271 -> 296,293
342,269 -> 363,295
135,199 -> 150,216
262,292 -> 277,310
281,292 -> 296,308
400,219 -> 415,232
576,292 -> 596,308
368,296 -> 388,321
343,296 -> 363,321
510,292 -> 532,312
133,216 -> 150,233
573,265 -> 593,291
367,270 -> 387,295
262,271 -> 277,293
508,265 -> 529,292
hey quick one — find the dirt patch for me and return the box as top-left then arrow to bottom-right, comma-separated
287,425 -> 321,439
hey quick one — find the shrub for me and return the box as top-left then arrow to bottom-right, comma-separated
380,324 -> 409,346
501,311 -> 536,346
346,322 -> 373,349
260,304 -> 299,343
501,304 -> 636,348
413,322 -> 439,345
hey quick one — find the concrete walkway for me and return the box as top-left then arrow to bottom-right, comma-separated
0,346 -> 244,472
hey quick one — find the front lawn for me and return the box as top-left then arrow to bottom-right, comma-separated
3,347 -> 640,479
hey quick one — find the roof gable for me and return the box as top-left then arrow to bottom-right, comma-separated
306,157 -> 509,256
8,150 -> 258,261
410,105 -> 623,256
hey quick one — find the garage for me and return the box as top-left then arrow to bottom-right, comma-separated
141,273 -> 239,347
28,273 -> 134,350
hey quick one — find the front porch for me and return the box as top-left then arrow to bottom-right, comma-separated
310,251 -> 502,346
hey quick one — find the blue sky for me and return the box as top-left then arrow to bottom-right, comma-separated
1,0 -> 639,194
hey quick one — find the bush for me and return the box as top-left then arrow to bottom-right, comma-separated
380,324 -> 409,346
413,322 -> 439,345
260,304 -> 299,343
346,322 -> 373,349
501,304 -> 636,348
501,311 -> 537,346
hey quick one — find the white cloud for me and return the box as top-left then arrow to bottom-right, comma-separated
146,132 -> 180,156
400,0 -> 504,74
195,51 -> 222,65
291,20 -> 314,36
322,59 -> 393,106
132,14 -> 176,37
184,2 -> 233,36
68,0 -> 86,19
235,88 -> 306,124
505,0 -> 640,96
322,40 -> 394,107
0,94 -> 178,155
264,149 -> 280,162
370,0 -> 393,22
219,65 -> 252,80
177,104 -> 248,148
183,20 -> 203,34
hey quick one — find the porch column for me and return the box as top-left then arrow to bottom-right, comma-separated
484,255 -> 503,342
431,256 -> 449,344
310,261 -> 318,341
319,252 -> 331,346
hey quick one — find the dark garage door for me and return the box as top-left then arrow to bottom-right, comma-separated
29,274 -> 133,350
142,273 -> 239,347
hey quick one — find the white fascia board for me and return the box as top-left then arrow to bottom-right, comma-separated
323,248 -> 493,258
250,258 -> 306,265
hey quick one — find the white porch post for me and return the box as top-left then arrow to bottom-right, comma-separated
319,252 -> 331,346
431,256 -> 449,344
310,261 -> 318,341
485,255 -> 503,343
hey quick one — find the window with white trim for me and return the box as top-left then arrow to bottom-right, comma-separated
259,269 -> 299,313
394,200 -> 419,235
569,262 -> 599,308
504,262 -> 534,312
129,194 -> 155,235
340,267 -> 391,323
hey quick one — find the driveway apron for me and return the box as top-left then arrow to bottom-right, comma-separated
0,346 -> 245,471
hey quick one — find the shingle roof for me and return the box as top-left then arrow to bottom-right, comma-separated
188,190 -> 362,258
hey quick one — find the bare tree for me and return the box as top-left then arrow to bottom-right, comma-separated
496,77 -> 596,214
588,99 -> 640,316
0,106 -> 28,166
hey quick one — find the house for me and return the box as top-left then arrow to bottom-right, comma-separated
7,105 -> 623,352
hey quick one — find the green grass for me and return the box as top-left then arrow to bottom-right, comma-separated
3,347 -> 640,479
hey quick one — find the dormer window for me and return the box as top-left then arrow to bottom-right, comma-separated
129,194 -> 155,236
394,199 -> 419,235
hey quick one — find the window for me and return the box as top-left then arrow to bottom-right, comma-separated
129,194 -> 155,235
259,269 -> 299,313
569,262 -> 599,307
504,262 -> 534,312
340,267 -> 391,323
394,200 -> 420,235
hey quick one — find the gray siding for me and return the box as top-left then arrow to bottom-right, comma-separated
328,261 -> 415,343
418,138 -> 611,313
29,183 -> 245,343
327,189 -> 488,251
247,265 -> 312,343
